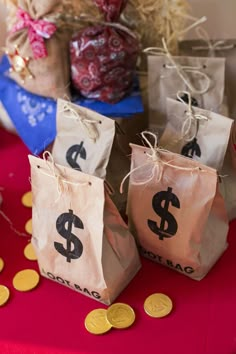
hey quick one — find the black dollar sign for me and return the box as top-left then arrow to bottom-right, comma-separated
147,187 -> 180,240
177,93 -> 199,107
181,138 -> 201,159
66,142 -> 86,171
54,209 -> 84,262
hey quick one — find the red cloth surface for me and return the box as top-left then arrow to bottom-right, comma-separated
0,127 -> 236,354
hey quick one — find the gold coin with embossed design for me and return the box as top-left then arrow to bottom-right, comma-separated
85,309 -> 112,335
24,242 -> 37,261
144,293 -> 173,318
0,285 -> 10,306
25,219 -> 32,235
106,303 -> 135,329
21,191 -> 32,208
0,257 -> 4,273
13,269 -> 40,292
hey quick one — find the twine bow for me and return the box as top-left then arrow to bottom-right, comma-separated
176,91 -> 209,141
144,38 -> 211,95
192,27 -> 234,57
11,8 -> 57,59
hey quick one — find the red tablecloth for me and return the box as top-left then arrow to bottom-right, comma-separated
0,127 -> 236,354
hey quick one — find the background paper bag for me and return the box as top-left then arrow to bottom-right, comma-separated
6,0 -> 71,99
126,141 -> 229,280
160,97 -> 233,171
148,55 -> 225,134
29,154 -> 141,305
52,99 -> 115,179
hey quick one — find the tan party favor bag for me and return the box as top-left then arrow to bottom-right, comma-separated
6,0 -> 71,99
147,45 -> 225,134
52,99 -> 115,179
125,134 -> 229,280
29,153 -> 141,305
160,93 -> 233,171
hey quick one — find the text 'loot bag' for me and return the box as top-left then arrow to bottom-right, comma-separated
124,132 -> 229,280
6,0 -> 71,99
160,92 -> 233,171
29,153 -> 141,305
52,99 -> 115,180
146,40 -> 225,134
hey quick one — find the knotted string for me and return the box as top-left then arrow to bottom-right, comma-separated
176,91 -> 209,141
191,27 -> 234,57
60,102 -> 100,142
120,131 -> 202,193
40,151 -> 88,202
144,38 -> 211,94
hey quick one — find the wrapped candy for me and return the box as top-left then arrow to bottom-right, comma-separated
70,0 -> 140,103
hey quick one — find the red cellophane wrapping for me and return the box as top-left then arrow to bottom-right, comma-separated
70,0 -> 139,103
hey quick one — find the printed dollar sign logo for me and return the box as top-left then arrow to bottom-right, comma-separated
177,93 -> 199,107
66,141 -> 86,171
54,209 -> 84,262
147,187 -> 180,240
181,137 -> 201,159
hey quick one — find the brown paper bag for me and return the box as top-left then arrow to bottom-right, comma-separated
126,137 -> 229,280
29,153 -> 141,305
52,99 -> 115,180
179,38 -> 236,120
160,95 -> 233,171
148,54 -> 225,134
6,0 -> 71,99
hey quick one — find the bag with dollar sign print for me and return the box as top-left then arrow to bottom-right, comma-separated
123,132 -> 229,280
160,92 -> 233,171
29,153 -> 141,305
5,0 -> 71,99
52,99 -> 115,179
145,40 -> 225,135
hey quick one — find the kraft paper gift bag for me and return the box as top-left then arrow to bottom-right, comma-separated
6,0 -> 71,99
29,153 -> 141,305
160,94 -> 233,171
125,134 -> 229,280
219,125 -> 236,221
147,51 -> 225,135
179,34 -> 236,120
52,99 -> 115,180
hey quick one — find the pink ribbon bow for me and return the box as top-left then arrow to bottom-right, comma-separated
11,8 -> 57,59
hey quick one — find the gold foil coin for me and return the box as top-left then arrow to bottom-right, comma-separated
0,285 -> 10,306
144,293 -> 173,318
21,191 -> 32,208
0,257 -> 4,272
106,303 -> 135,329
24,243 -> 37,261
85,309 -> 112,335
13,269 -> 40,292
25,219 -> 32,235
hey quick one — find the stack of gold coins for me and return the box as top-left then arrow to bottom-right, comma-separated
85,303 -> 136,335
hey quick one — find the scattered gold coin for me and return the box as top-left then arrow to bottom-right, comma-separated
24,243 -> 37,261
106,303 -> 135,329
144,293 -> 173,318
21,191 -> 32,208
25,219 -> 32,235
85,309 -> 112,335
0,285 -> 10,306
0,257 -> 4,273
13,269 -> 40,292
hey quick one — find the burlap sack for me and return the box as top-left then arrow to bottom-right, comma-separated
160,96 -> 233,171
52,99 -> 115,179
29,154 -> 141,305
179,38 -> 236,120
126,139 -> 229,280
148,54 -> 225,135
6,0 -> 71,99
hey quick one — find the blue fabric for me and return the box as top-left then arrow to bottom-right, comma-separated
0,55 -> 144,154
